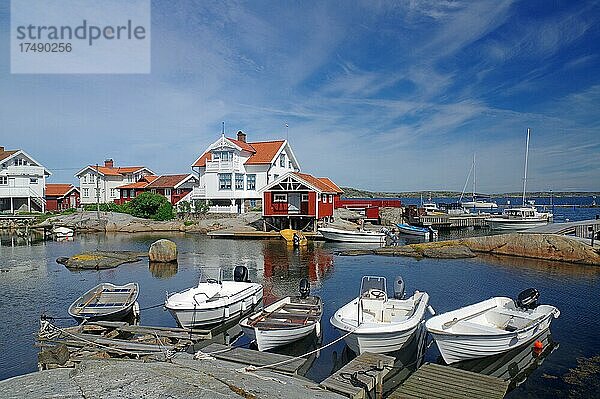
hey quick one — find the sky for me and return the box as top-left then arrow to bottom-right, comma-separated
1,0 -> 599,193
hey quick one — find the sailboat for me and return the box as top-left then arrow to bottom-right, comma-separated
459,154 -> 498,210
487,129 -> 552,231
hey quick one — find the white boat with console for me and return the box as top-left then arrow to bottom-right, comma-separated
165,266 -> 263,328
319,227 -> 386,244
396,223 -> 438,239
426,288 -> 560,364
240,279 -> 323,352
331,276 -> 432,354
487,207 -> 551,230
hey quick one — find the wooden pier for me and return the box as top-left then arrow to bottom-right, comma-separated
527,218 -> 600,238
389,363 -> 509,399
321,352 -> 395,399
208,229 -> 321,240
418,214 -> 490,229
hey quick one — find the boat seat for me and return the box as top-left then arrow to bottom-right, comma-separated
489,308 -> 537,320
452,321 -> 503,334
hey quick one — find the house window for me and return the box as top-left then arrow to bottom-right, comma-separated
15,158 -> 24,166
250,200 -> 257,207
329,194 -> 333,203
110,189 -> 116,197
95,188 -> 100,197
214,151 -> 232,161
301,194 -> 309,202
288,161 -> 292,169
30,178 -> 38,184
83,188 -> 89,197
274,193 -> 287,202
274,174 -> 279,180
82,175 -> 87,183
219,173 -> 232,190
235,174 -> 244,190
0,176 -> 7,185
165,188 -> 171,197
322,194 -> 327,203
279,153 -> 285,167
130,189 -> 135,198
247,174 -> 256,190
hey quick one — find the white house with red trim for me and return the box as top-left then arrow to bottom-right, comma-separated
185,131 -> 300,213
0,146 -> 51,213
75,159 -> 154,205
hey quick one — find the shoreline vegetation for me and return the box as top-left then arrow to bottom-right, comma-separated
341,187 -> 600,199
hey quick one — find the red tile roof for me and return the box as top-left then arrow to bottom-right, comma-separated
45,184 -> 78,197
90,165 -> 147,176
293,172 -> 342,194
192,139 -> 285,167
146,174 -> 191,189
0,149 -> 18,162
116,175 -> 158,189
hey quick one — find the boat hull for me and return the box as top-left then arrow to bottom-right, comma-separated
319,228 -> 385,243
68,282 -> 139,323
241,322 -> 320,352
486,219 -> 549,231
166,285 -> 263,328
341,324 -> 420,354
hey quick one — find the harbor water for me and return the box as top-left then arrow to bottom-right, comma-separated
0,202 -> 598,397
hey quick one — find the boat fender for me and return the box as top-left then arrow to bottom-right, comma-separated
427,305 -> 436,316
241,301 -> 247,312
299,278 -> 310,299
315,321 -> 321,338
224,306 -> 230,318
252,295 -> 257,305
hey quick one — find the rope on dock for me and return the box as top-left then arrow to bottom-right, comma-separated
238,327 -> 357,374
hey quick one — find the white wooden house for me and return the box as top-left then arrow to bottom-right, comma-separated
0,146 -> 51,213
186,131 -> 300,213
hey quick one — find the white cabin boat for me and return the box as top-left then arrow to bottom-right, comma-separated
68,282 -> 139,322
425,289 -> 560,364
331,276 -> 432,354
52,226 -> 74,238
461,199 -> 498,209
240,279 -> 322,351
487,207 -> 551,230
319,227 -> 386,244
165,266 -> 263,328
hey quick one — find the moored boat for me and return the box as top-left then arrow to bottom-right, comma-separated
240,278 -> 322,351
396,223 -> 438,239
425,288 -> 560,364
486,207 -> 551,231
331,276 -> 432,354
52,226 -> 74,238
68,282 -> 139,323
319,227 -> 386,243
165,266 -> 263,328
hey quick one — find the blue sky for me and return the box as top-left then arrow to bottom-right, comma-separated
1,0 -> 599,193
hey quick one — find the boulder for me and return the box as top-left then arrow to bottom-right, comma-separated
148,239 -> 178,263
421,245 -> 475,259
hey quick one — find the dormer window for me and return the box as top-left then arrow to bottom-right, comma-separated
213,151 -> 232,161
279,153 -> 285,167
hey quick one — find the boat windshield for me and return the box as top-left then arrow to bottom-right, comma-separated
198,267 -> 223,284
360,276 -> 387,297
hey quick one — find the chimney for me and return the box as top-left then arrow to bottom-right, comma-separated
104,159 -> 114,168
237,131 -> 246,143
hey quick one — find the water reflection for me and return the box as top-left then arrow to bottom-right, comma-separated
148,262 -> 178,279
0,230 -> 46,247
451,330 -> 559,392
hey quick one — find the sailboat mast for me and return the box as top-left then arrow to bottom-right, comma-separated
472,153 -> 476,200
522,128 -> 530,206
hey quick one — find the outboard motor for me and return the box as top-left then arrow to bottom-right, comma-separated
299,278 -> 310,299
393,276 -> 405,300
233,265 -> 250,283
517,288 -> 540,310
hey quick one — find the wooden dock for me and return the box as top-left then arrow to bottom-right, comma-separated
389,363 -> 509,399
527,218 -> 600,238
321,352 -> 395,399
208,229 -> 320,240
199,342 -> 307,374
418,214 -> 490,229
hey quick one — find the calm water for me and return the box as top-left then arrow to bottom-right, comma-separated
0,208 -> 598,397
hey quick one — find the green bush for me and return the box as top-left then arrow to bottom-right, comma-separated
129,192 -> 174,220
193,199 -> 211,214
178,200 -> 191,214
153,201 -> 174,221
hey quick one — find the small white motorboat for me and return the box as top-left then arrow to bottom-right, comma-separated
53,226 -> 74,238
396,223 -> 438,239
240,279 -> 322,351
330,276 -> 432,354
68,282 -> 139,323
426,288 -> 560,364
486,207 -> 552,231
165,266 -> 263,328
319,227 -> 386,243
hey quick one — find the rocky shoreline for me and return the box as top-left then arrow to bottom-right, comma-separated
339,233 -> 600,266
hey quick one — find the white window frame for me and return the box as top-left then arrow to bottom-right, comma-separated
110,188 -> 116,198
83,188 -> 89,197
235,174 -> 244,190
0,176 -> 7,185
301,193 -> 309,202
30,178 -> 38,184
247,174 -> 256,190
274,193 -> 287,202
219,173 -> 232,190
165,188 -> 171,197
321,194 -> 327,203
82,175 -> 87,183
279,153 -> 285,167
329,194 -> 333,203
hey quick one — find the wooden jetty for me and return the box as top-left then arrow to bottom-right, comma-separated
321,352 -> 395,399
389,363 -> 509,399
208,229 -> 320,240
527,218 -> 600,238
418,214 -> 490,229
199,342 -> 308,374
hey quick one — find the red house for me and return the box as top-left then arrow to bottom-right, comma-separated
261,172 -> 343,231
116,174 -> 198,206
45,184 -> 80,211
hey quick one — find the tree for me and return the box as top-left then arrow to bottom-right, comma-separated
129,192 -> 174,220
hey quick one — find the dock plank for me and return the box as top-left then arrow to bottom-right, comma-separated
390,363 -> 509,399
321,352 -> 395,399
200,343 -> 306,374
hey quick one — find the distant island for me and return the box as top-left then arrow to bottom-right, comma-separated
341,187 -> 600,199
